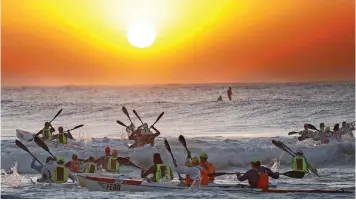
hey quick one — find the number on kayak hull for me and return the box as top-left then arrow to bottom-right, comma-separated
106,184 -> 121,191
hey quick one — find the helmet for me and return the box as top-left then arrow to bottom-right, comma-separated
46,157 -> 53,163
143,123 -> 149,129
250,157 -> 260,164
112,149 -> 119,157
58,127 -> 64,132
191,156 -> 200,164
325,127 -> 331,132
56,157 -> 65,163
200,152 -> 208,159
72,154 -> 78,160
105,146 -> 111,153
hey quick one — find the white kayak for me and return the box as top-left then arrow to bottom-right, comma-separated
78,175 -> 352,194
30,177 -> 76,187
16,129 -> 34,141
77,172 -> 123,188
78,175 -> 263,192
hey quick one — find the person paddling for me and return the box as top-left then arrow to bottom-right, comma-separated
65,154 -> 82,173
48,157 -> 76,183
34,122 -> 55,141
141,153 -> 173,182
292,150 -> 308,173
200,152 -> 216,183
217,95 -> 222,101
31,156 -> 55,182
236,158 -> 279,189
81,156 -> 97,173
175,156 -> 209,187
51,127 -> 75,144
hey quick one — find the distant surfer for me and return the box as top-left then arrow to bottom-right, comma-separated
217,95 -> 222,101
227,87 -> 232,101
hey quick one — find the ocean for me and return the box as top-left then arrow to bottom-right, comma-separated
1,82 -> 355,198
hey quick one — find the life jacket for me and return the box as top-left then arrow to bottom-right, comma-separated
69,160 -> 81,173
255,168 -> 269,190
58,133 -> 67,144
185,167 -> 209,186
51,165 -> 68,183
107,157 -> 120,172
84,162 -> 97,173
42,128 -> 52,140
292,156 -> 308,172
154,164 -> 171,182
201,162 -> 216,181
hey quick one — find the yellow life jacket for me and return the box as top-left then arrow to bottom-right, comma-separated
43,128 -> 52,140
84,162 -> 97,173
58,133 -> 67,144
154,164 -> 171,182
292,156 -> 308,172
51,165 -> 68,183
107,157 -> 120,172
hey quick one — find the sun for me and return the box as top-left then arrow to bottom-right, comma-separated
127,22 -> 156,48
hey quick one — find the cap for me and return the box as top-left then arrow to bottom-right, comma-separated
105,146 -> 111,153
251,157 -> 260,163
191,156 -> 200,164
56,157 -> 65,163
200,152 -> 208,159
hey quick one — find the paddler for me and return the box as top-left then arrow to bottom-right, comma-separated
332,124 -> 341,141
236,158 -> 279,189
297,124 -> 315,140
227,87 -> 232,101
199,152 -> 216,183
175,156 -> 209,187
292,150 -> 308,173
51,127 -> 74,144
34,122 -> 55,141
141,153 -> 173,182
217,95 -> 222,101
340,121 -> 353,137
31,156 -> 55,182
65,154 -> 82,173
94,146 -> 112,170
48,157 -> 76,183
81,156 -> 97,173
129,124 -> 160,148
106,149 -> 120,173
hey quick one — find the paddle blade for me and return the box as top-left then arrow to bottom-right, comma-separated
307,124 -> 318,131
50,109 -> 63,123
152,112 -> 164,126
116,120 -> 128,128
34,136 -> 51,154
282,171 -> 305,179
15,140 -> 30,153
133,110 -> 144,124
122,106 -> 133,124
272,140 -> 281,147
71,124 -> 84,130
164,138 -> 172,153
298,137 -> 308,141
208,172 -> 236,177
288,131 -> 299,135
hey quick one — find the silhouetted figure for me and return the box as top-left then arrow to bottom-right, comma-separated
227,87 -> 232,101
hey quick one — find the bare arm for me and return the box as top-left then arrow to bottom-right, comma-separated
141,165 -> 156,178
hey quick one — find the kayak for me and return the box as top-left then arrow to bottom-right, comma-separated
80,176 -> 352,194
77,172 -> 123,187
16,129 -> 33,141
30,177 -> 76,186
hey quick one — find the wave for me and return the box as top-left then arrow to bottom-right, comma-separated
1,136 -> 354,174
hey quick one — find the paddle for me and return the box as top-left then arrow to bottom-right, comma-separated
15,140 -> 43,166
307,124 -> 320,131
34,136 -> 55,157
178,135 -> 191,157
117,157 -> 142,169
65,124 -> 84,139
208,171 -> 305,179
151,112 -> 164,127
122,106 -> 133,125
116,120 -> 129,128
164,139 -> 183,181
288,131 -> 299,135
49,109 -> 63,123
133,110 -> 144,125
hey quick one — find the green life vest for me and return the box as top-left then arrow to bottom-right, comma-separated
84,162 -> 97,173
43,128 -> 52,140
107,157 -> 120,172
58,133 -> 67,144
154,164 -> 171,182
292,156 -> 308,172
51,165 -> 68,183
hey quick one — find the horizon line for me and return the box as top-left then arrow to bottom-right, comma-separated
1,80 -> 354,88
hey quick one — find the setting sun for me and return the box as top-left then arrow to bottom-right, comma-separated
127,22 -> 156,48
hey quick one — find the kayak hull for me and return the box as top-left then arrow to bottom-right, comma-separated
80,176 -> 352,194
77,173 -> 122,188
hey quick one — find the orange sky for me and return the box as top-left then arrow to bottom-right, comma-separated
1,0 -> 355,86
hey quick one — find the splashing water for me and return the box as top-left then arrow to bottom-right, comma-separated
1,162 -> 22,188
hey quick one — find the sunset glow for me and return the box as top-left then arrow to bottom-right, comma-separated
1,0 -> 355,86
